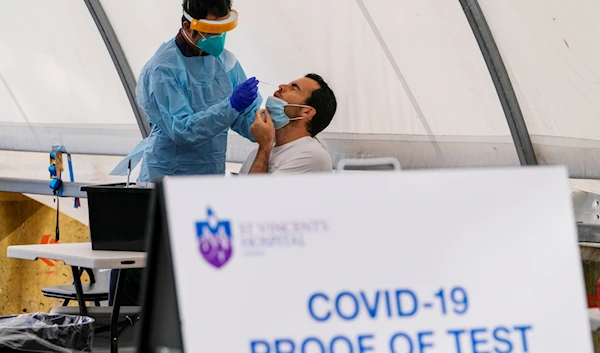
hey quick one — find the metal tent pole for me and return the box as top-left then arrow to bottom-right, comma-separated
83,0 -> 151,138
458,0 -> 538,165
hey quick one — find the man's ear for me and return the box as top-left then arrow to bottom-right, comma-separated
182,23 -> 200,40
304,107 -> 317,120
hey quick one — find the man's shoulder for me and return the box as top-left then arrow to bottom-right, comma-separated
306,139 -> 332,166
218,49 -> 240,72
293,138 -> 330,157
280,137 -> 332,171
141,40 -> 184,76
220,49 -> 236,61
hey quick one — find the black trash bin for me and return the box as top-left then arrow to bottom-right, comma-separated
0,313 -> 94,352
81,183 -> 153,252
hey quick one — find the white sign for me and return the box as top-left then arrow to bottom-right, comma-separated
162,167 -> 592,353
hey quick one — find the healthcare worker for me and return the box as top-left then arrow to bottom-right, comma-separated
113,0 -> 261,181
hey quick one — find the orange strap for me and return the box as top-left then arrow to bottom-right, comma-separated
186,10 -> 238,34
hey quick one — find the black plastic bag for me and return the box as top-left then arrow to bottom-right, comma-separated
0,313 -> 94,352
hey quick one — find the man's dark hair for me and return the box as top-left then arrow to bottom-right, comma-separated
182,0 -> 232,24
304,73 -> 337,137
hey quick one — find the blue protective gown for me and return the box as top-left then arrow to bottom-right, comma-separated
125,38 -> 261,182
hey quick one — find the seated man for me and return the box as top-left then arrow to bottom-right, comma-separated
239,73 -> 337,174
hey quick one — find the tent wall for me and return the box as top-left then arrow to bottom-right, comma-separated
1,0 -> 599,180
226,0 -> 522,169
103,0 -> 521,169
0,1 -> 142,155
479,0 -> 600,178
98,0 -> 600,177
84,0 -> 151,138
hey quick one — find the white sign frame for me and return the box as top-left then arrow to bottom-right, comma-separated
162,167 -> 592,353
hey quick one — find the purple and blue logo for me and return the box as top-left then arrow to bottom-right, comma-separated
195,208 -> 233,269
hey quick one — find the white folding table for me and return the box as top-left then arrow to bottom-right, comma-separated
7,242 -> 146,269
7,242 -> 147,353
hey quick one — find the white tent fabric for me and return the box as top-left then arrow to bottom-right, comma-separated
0,1 -> 141,155
103,0 -> 520,169
479,0 -> 600,178
1,0 -> 599,179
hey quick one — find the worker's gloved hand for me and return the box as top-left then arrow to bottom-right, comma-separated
230,77 -> 259,112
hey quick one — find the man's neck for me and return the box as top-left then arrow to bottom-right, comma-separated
275,126 -> 311,147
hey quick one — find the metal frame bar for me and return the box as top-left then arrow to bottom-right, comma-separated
83,0 -> 151,138
111,269 -> 126,353
578,224 -> 600,243
458,0 -> 538,166
71,266 -> 89,317
572,190 -> 600,225
0,177 -> 88,198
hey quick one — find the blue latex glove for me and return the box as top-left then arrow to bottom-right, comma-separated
230,77 -> 259,112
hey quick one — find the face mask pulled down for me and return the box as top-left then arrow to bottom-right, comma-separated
265,96 -> 312,130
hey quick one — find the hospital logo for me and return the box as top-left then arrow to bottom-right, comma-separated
196,207 -> 233,269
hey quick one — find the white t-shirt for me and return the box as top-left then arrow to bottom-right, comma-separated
239,137 -> 332,174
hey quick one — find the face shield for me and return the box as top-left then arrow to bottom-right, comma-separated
182,9 -> 238,57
